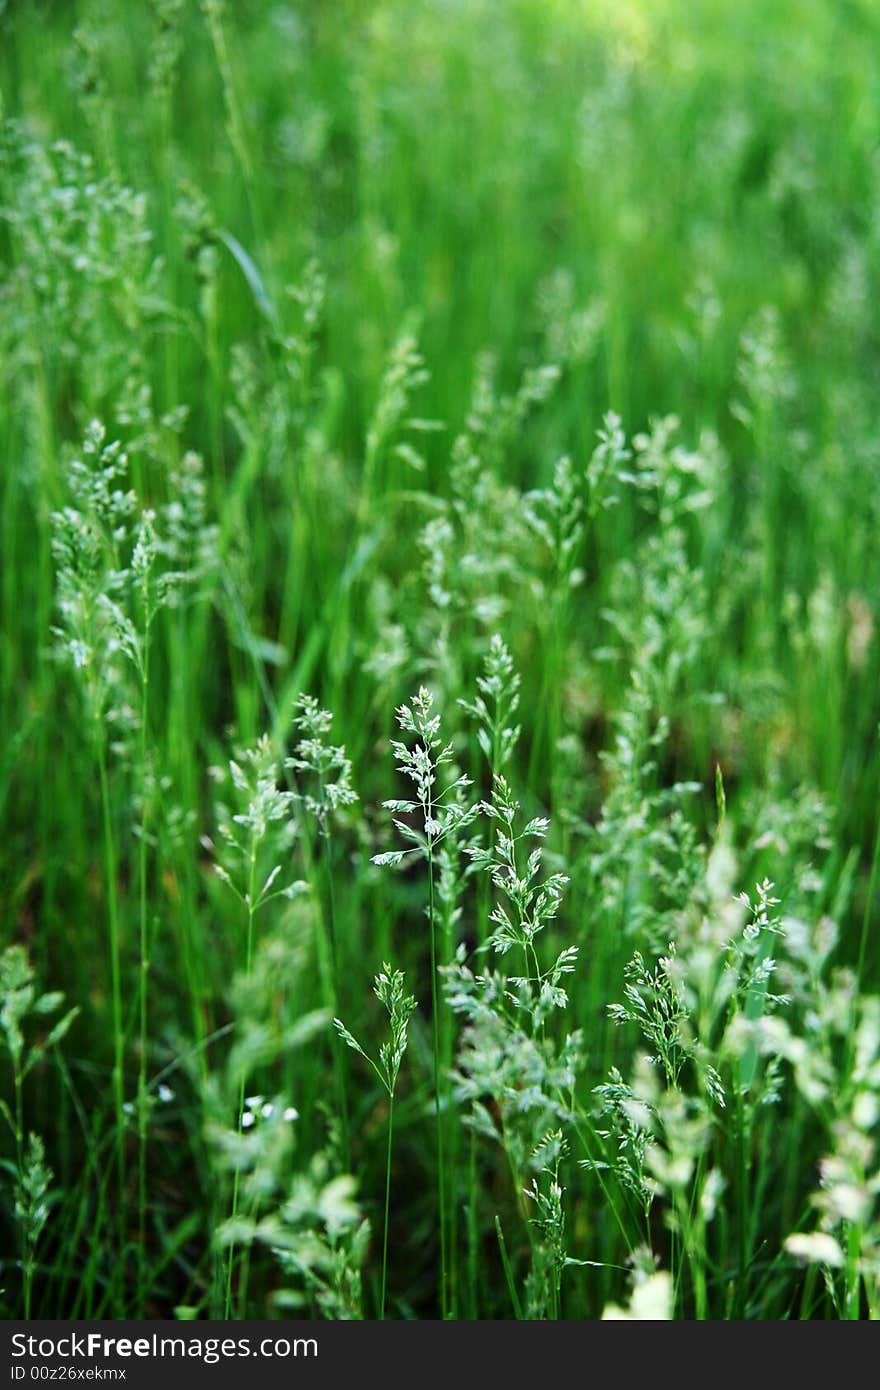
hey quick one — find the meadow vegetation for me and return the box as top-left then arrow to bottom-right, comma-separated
1,0 -> 879,1319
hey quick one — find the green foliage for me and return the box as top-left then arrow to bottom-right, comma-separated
1,0 -> 879,1321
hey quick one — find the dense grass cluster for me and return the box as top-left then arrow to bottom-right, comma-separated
1,0 -> 879,1320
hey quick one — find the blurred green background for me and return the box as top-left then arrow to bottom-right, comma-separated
1,0 -> 879,1318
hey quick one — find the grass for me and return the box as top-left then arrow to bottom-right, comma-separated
1,0 -> 879,1320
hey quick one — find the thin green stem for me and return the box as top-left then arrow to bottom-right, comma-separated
14,1066 -> 30,1318
427,840 -> 449,1317
854,801 -> 880,998
96,728 -> 125,1290
223,834 -> 257,1319
136,627 -> 150,1312
322,827 -> 339,976
323,827 -> 350,1167
495,1215 -> 523,1320
467,1128 -> 479,1318
735,1092 -> 749,1319
381,1092 -> 394,1319
846,1221 -> 862,1319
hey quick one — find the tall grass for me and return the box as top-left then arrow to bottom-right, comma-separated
1,0 -> 879,1319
